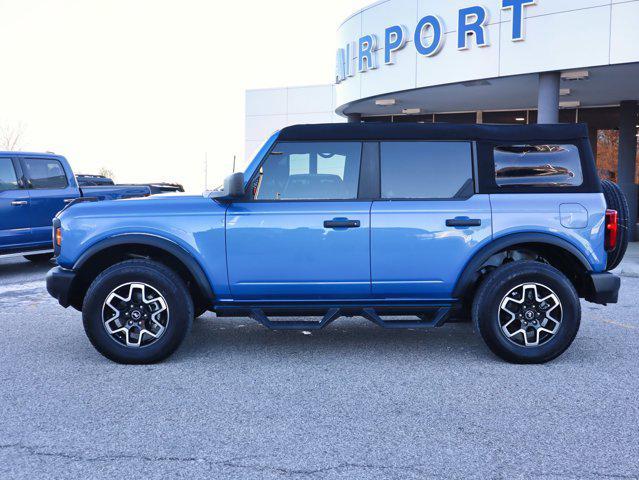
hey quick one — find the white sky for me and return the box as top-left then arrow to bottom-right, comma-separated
0,0 -> 370,192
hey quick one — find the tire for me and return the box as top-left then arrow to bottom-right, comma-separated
472,261 -> 581,364
24,253 -> 53,263
82,259 -> 194,364
601,180 -> 629,271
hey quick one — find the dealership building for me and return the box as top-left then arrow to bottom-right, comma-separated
245,0 -> 639,239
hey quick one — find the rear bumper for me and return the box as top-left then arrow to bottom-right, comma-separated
46,266 -> 76,308
584,272 -> 621,305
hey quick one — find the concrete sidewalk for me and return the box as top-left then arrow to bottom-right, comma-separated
613,242 -> 639,278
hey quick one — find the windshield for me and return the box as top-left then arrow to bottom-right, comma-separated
242,131 -> 280,187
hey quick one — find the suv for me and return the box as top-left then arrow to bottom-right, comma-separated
46,123 -> 626,365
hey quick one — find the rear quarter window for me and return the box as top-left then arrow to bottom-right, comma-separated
494,144 -> 583,188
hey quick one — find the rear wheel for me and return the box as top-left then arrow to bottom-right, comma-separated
601,179 -> 629,270
82,259 -> 193,364
472,261 -> 581,364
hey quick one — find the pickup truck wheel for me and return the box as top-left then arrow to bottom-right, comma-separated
82,259 -> 194,364
472,261 -> 581,364
24,253 -> 53,263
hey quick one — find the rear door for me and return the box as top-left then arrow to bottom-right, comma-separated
0,156 -> 32,249
370,141 -> 492,301
21,156 -> 79,245
226,141 -> 373,301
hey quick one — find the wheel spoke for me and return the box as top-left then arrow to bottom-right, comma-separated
101,282 -> 169,349
498,282 -> 563,349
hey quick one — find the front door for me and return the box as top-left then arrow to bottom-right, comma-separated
226,141 -> 372,301
370,141 -> 492,301
0,157 -> 32,250
21,156 -> 79,245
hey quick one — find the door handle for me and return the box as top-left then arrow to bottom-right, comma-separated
324,219 -> 361,229
446,218 -> 481,228
11,201 -> 28,206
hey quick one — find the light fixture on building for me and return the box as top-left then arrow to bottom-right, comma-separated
560,88 -> 572,96
402,108 -> 421,114
375,99 -> 396,106
561,70 -> 589,81
515,117 -> 526,122
560,100 -> 581,108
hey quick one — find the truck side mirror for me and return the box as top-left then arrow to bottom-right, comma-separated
223,172 -> 245,198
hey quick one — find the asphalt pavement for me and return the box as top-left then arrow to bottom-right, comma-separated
0,256 -> 638,480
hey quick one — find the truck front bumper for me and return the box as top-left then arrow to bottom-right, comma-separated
46,266 -> 77,309
584,272 -> 621,305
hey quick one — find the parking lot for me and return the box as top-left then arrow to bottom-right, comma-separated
1,256 -> 638,480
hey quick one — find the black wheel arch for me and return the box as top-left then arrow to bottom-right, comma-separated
454,232 -> 593,306
68,234 -> 214,311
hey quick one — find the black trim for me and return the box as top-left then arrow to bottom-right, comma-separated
358,141 -> 380,199
46,266 -> 76,308
73,234 -> 215,302
584,272 -> 620,305
453,233 -> 593,299
278,123 -> 590,143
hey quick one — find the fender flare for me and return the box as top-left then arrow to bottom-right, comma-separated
74,233 -> 214,301
452,232 -> 592,299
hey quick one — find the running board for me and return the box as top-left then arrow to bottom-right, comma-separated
247,306 -> 452,331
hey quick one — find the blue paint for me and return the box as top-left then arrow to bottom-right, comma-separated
358,34 -> 378,72
502,0 -> 536,41
458,6 -> 489,50
414,15 -> 444,57
384,25 -> 406,64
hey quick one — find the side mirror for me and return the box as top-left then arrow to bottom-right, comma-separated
209,172 -> 245,202
224,172 -> 245,198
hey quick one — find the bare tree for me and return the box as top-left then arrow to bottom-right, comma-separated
98,167 -> 115,181
0,123 -> 26,151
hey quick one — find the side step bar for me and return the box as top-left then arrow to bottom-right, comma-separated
246,306 -> 452,331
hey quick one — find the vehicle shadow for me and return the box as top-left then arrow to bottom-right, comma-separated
0,257 -> 53,284
176,316 -> 496,363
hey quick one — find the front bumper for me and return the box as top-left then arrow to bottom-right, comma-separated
46,266 -> 77,308
584,272 -> 621,305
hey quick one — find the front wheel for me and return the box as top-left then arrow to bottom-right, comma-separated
82,259 -> 194,364
472,261 -> 581,364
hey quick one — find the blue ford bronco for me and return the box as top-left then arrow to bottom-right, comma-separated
46,123 -> 627,364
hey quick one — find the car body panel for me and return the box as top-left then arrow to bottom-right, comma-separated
371,195 -> 493,300
0,156 -> 32,249
490,193 -> 607,272
56,195 -> 230,297
225,201 -> 372,300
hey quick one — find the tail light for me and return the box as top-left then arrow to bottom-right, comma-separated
605,209 -> 618,252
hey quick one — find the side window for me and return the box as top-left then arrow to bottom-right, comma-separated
23,158 -> 68,189
0,158 -> 19,191
254,142 -> 362,200
494,144 -> 583,187
380,142 -> 473,199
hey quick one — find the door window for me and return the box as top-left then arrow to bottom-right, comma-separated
0,159 -> 19,191
254,142 -> 362,200
380,142 -> 473,199
23,158 -> 68,189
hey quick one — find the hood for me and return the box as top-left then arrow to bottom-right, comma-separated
58,193 -> 225,220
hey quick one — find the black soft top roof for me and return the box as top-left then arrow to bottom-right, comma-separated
278,122 -> 589,143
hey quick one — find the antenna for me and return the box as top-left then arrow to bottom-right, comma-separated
204,152 -> 208,190
232,155 -> 236,173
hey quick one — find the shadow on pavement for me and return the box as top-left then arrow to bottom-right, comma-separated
175,316 -> 493,363
0,257 -> 54,284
